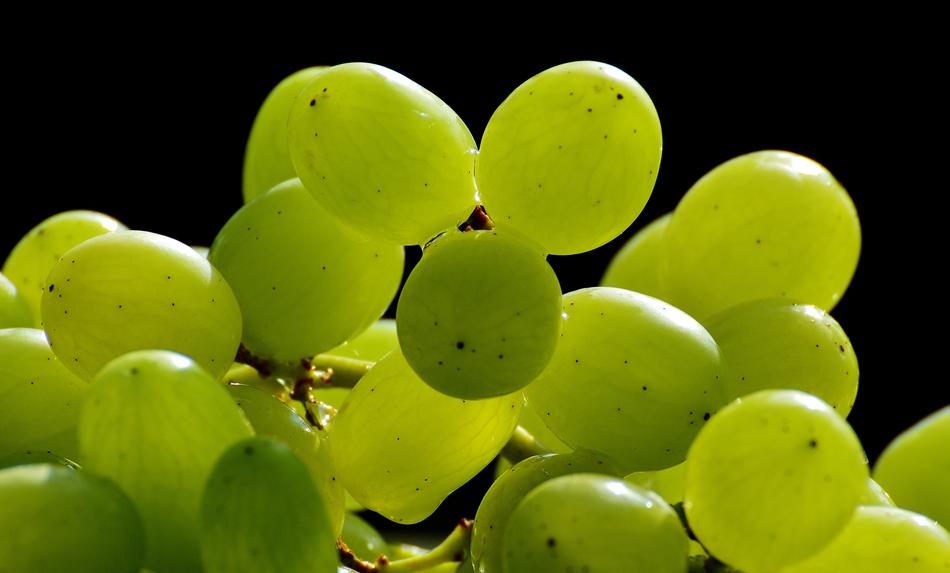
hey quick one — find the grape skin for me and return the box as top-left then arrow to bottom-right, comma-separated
601,212 -> 672,300
0,272 -> 32,327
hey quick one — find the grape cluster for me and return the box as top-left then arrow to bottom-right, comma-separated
1,61 -> 947,573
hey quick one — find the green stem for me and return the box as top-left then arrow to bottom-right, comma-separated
501,425 -> 552,464
378,519 -> 472,573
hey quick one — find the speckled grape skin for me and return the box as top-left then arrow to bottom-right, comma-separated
503,474 -> 688,573
397,230 -> 562,399
525,287 -> 725,472
288,62 -> 478,246
601,212 -> 671,299
0,273 -> 32,327
477,61 -> 662,256
42,230 -> 242,381
662,151 -> 861,320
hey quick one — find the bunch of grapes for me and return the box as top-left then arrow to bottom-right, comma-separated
1,61 -> 947,573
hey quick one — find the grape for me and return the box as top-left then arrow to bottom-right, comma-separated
0,328 -> 86,462
288,62 -> 478,246
704,298 -> 859,414
525,287 -> 725,472
211,178 -> 403,361
0,450 -> 80,471
662,150 -> 861,320
325,318 -> 398,361
191,245 -> 209,258
42,230 -> 242,381
0,464 -> 144,573
684,389 -> 868,572
873,406 -> 949,526
0,272 -> 32,327
78,350 -> 253,572
341,512 -> 387,562
329,349 -> 521,524
243,66 -> 327,203
503,474 -> 687,573
397,230 -> 562,399
600,212 -> 671,299
2,210 -> 124,326
477,61 -> 662,255
781,506 -> 950,573
625,461 -> 687,505
493,401 -> 572,479
860,477 -> 895,507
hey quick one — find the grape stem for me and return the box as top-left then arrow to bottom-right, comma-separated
500,425 -> 552,464
338,519 -> 473,573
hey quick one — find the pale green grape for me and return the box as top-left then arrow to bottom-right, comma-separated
42,230 -> 242,381
0,272 -> 32,327
3,210 -> 124,326
704,298 -> 859,415
685,389 -> 868,572
662,151 -> 861,320
473,450 -> 619,573
477,61 -> 662,255
860,477 -> 895,507
525,287 -> 725,472
0,328 -> 86,462
210,178 -> 403,362
601,212 -> 671,299
625,461 -> 687,505
494,402 -> 572,479
397,230 -> 562,399
243,66 -> 327,203
288,62 -> 478,246
781,506 -> 950,573
873,406 -> 950,526
79,350 -> 253,573
0,464 -> 144,573
504,474 -> 687,573
330,350 -> 521,523
341,513 -> 387,562
325,318 -> 398,361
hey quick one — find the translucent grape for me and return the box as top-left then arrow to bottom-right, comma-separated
325,318 -> 398,361
601,212 -> 671,299
397,230 -> 562,399
625,461 -> 687,505
494,401 -> 572,478
0,272 -> 32,327
477,61 -> 662,255
0,464 -> 144,573
860,477 -> 895,507
685,390 -> 868,572
42,230 -> 242,381
704,298 -> 859,414
526,287 -> 725,472
79,350 -> 253,572
503,474 -> 687,573
662,151 -> 861,320
341,513 -> 387,562
210,178 -> 404,362
288,62 -> 478,245
330,350 -> 521,523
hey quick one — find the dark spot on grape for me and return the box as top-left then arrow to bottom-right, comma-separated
498,354 -> 504,359
48,284 -> 54,292
587,108 -> 592,112
839,344 -> 845,352
309,99 -> 315,106
131,368 -> 139,375
703,412 -> 711,421
616,93 -> 624,100
244,445 -> 254,455
809,439 -> 818,448
642,386 -> 648,391
456,341 -> 465,349
547,538 -> 557,548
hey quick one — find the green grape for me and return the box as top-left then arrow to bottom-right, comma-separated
0,450 -> 80,471
704,298 -> 859,415
503,474 -> 687,573
288,62 -> 478,246
860,477 -> 895,507
42,230 -> 242,381
477,61 -> 662,255
625,461 -> 687,505
662,151 -> 861,320
0,328 -> 86,462
79,350 -> 253,573
3,210 -> 124,326
397,230 -> 562,399
341,513 -> 387,562
0,464 -> 145,573
384,546 -> 460,573
0,272 -> 32,327
473,450 -> 619,573
325,318 -> 398,361
601,212 -> 671,299
525,287 -> 725,472
873,406 -> 950,526
684,389 -> 868,572
494,402 -> 573,478
210,178 -> 404,362
330,350 -> 521,524
781,506 -> 950,573
243,66 -> 328,203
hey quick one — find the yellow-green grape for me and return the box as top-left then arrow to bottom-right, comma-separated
526,287 -> 725,472
79,350 -> 253,573
243,67 -> 327,203
288,62 -> 478,246
781,506 -> 950,573
341,513 -> 387,563
860,478 -> 895,507
504,474 -> 688,573
3,210 -> 124,326
397,231 -> 562,399
0,450 -> 80,471
0,464 -> 145,573
210,179 -> 404,362
477,61 -> 662,256
0,272 -> 32,327
325,318 -> 398,361
601,212 -> 671,299
42,230 -> 242,381
0,328 -> 86,462
494,403 -> 572,479
662,151 -> 861,320
685,390 -> 868,572
873,406 -> 950,526
330,350 -> 521,524
625,461 -> 687,506
704,298 -> 859,415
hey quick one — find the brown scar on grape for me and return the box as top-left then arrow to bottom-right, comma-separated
458,205 -> 495,232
